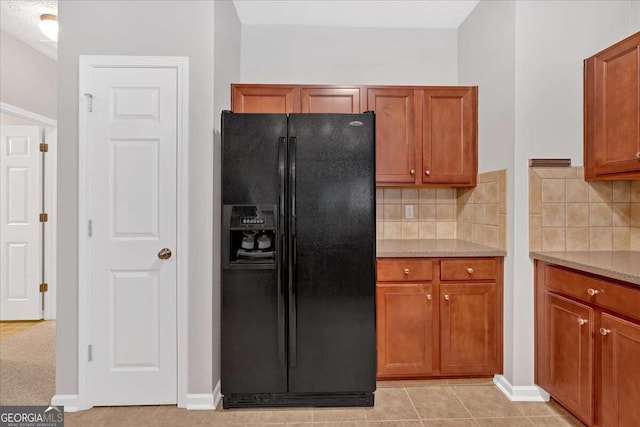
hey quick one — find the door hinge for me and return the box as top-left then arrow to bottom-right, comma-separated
39,213 -> 48,222
84,93 -> 93,112
88,345 -> 93,362
39,143 -> 49,152
39,283 -> 48,293
88,220 -> 93,237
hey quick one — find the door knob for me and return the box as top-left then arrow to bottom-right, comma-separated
600,327 -> 611,336
444,294 -> 450,301
158,248 -> 172,260
577,318 -> 588,326
426,294 -> 432,301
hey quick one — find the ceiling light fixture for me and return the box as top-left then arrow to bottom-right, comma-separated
39,14 -> 58,42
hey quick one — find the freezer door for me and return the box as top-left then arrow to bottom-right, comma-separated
287,114 -> 376,393
221,112 -> 287,395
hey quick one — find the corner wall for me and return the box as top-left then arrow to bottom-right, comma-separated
56,0 -> 215,398
0,30 -> 57,119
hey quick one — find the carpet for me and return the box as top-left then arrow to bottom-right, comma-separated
0,320 -> 55,406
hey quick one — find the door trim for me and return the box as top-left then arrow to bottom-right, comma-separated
0,102 -> 57,320
77,56 -> 189,410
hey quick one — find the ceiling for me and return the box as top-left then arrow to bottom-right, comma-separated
232,0 -> 480,29
0,0 -> 480,61
1,0 -> 57,59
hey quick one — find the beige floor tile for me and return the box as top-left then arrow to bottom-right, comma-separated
206,408 -> 263,424
313,408 -> 366,422
527,416 -> 585,426
406,386 -> 472,419
446,378 -> 493,386
451,385 -> 524,418
475,418 -> 533,427
64,407 -> 111,427
96,406 -> 161,427
363,388 -> 419,421
377,380 -> 449,388
367,422 -> 423,427
514,401 -> 567,417
288,423 -> 366,427
420,420 -> 477,427
256,409 -> 314,423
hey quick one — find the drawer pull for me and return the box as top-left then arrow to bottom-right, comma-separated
403,268 -> 410,275
466,267 -> 474,274
587,288 -> 600,296
410,169 -> 416,175
577,318 -> 588,326
425,170 -> 431,176
600,327 -> 612,336
444,294 -> 450,301
636,151 -> 640,159
426,294 -> 432,301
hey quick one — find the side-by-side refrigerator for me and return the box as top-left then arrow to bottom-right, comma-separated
221,112 -> 376,408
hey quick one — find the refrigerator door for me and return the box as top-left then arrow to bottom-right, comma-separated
221,112 -> 287,397
287,114 -> 376,393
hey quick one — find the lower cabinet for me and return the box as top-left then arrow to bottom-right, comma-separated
535,261 -> 640,426
376,257 -> 503,379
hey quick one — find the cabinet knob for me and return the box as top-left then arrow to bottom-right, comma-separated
600,327 -> 611,336
403,268 -> 410,275
466,267 -> 474,274
636,151 -> 640,159
425,170 -> 431,176
426,294 -> 432,301
444,294 -> 450,301
577,318 -> 588,326
410,169 -> 416,175
587,288 -> 600,296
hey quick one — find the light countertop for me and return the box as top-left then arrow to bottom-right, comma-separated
377,239 -> 506,258
530,251 -> 640,286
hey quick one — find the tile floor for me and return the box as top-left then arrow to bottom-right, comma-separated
65,379 -> 584,427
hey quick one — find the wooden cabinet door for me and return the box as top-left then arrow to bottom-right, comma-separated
300,87 -> 363,113
376,282 -> 433,377
585,32 -> 640,179
232,85 -> 299,113
600,313 -> 640,426
422,88 -> 477,186
544,292 -> 593,425
367,88 -> 420,185
440,283 -> 498,375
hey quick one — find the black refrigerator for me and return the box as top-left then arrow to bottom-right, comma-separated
221,112 -> 376,408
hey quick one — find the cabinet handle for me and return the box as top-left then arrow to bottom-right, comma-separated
577,318 -> 588,326
466,267 -> 474,274
444,294 -> 450,301
426,294 -> 432,301
600,327 -> 611,336
587,288 -> 600,296
410,169 -> 416,175
403,268 -> 410,275
425,170 -> 431,176
636,151 -> 640,159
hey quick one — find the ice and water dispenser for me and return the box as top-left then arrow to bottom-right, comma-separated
222,205 -> 277,269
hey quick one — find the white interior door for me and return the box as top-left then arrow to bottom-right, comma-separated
0,125 -> 42,320
88,67 -> 178,405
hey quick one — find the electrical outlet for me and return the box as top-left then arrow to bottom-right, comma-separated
404,205 -> 414,219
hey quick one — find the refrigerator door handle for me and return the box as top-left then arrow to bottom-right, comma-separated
288,136 -> 298,368
277,137 -> 287,367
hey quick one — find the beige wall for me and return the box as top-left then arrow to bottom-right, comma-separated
529,167 -> 640,251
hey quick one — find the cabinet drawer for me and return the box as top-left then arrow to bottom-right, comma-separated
545,265 -> 640,322
377,259 -> 433,281
440,259 -> 496,281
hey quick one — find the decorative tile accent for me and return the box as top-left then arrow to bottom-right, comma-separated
529,167 -> 640,251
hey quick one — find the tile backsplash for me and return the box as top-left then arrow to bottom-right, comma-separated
529,167 -> 640,251
376,169 -> 508,251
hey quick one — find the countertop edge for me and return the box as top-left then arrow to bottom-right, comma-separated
530,251 -> 640,286
378,250 -> 507,258
376,239 -> 506,258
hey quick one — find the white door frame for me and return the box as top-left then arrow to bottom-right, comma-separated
77,56 -> 189,410
0,102 -> 57,320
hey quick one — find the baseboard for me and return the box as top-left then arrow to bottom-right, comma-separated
493,375 -> 550,402
186,383 -> 219,410
213,380 -> 222,410
51,394 -> 80,412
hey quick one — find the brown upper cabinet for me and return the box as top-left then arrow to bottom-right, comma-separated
231,83 -> 478,187
584,31 -> 640,180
